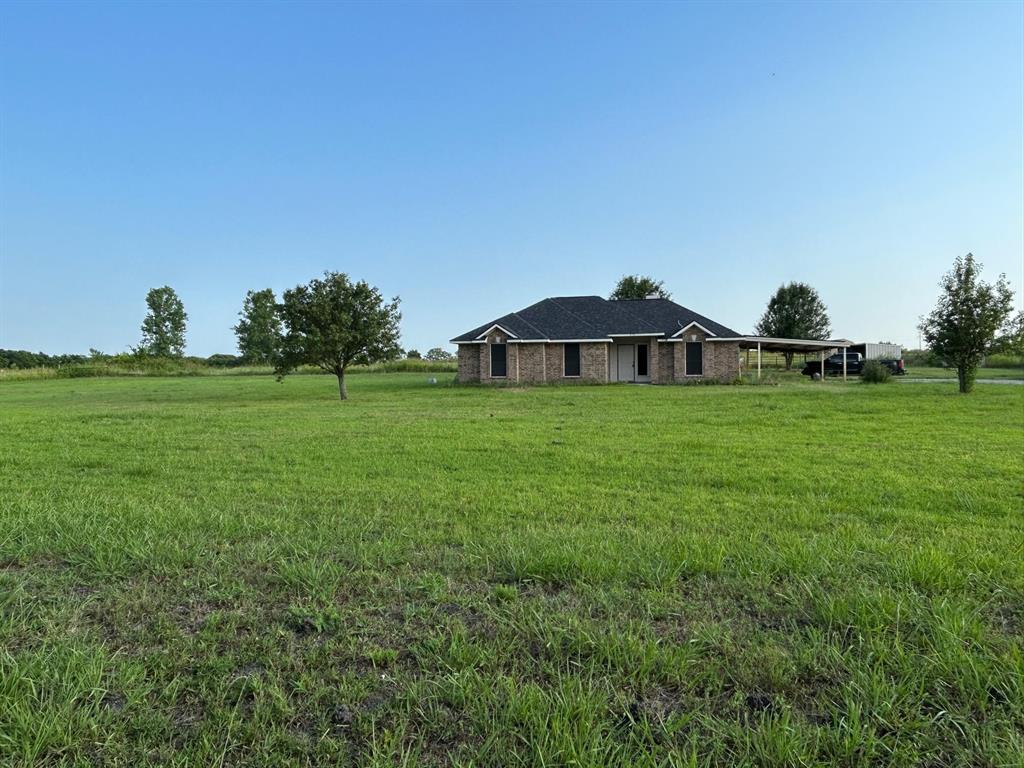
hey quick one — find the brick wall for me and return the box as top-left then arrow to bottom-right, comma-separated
545,343 -> 564,379
670,329 -> 740,382
518,344 -> 546,383
649,340 -> 660,384
659,342 -> 674,382
458,336 -> 748,384
580,343 -> 608,382
705,342 -> 740,381
457,344 -> 481,383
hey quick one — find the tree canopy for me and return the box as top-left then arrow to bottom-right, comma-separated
140,286 -> 187,357
919,253 -> 1014,394
755,283 -> 831,369
425,347 -> 454,361
275,272 -> 401,400
609,275 -> 671,301
992,310 -> 1023,358
234,288 -> 282,364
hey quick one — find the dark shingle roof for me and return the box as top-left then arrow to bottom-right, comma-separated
451,296 -> 738,342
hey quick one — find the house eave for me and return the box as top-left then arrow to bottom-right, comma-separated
475,323 -> 519,340
670,321 -> 715,338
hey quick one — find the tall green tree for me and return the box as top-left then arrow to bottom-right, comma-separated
140,286 -> 187,357
919,253 -> 1014,394
233,288 -> 283,364
609,275 -> 671,301
755,282 -> 831,369
424,347 -> 454,361
275,272 -> 401,400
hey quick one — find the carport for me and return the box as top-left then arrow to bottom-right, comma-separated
712,336 -> 855,381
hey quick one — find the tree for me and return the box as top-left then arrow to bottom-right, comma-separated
992,310 -> 1023,358
424,347 -> 454,361
609,275 -> 671,301
405,349 -> 422,359
755,282 -> 831,369
140,286 -> 187,357
275,272 -> 401,400
919,253 -> 1014,394
234,289 -> 283,364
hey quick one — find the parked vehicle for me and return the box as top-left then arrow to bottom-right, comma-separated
880,357 -> 906,375
850,342 -> 906,375
801,352 -> 906,377
850,342 -> 903,361
802,352 -> 862,377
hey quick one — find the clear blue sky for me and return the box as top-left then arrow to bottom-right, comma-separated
1,1 -> 1021,356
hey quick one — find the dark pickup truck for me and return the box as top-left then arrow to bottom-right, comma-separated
801,352 -> 905,377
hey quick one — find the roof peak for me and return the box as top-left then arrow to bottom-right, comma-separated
451,294 -> 738,343
609,296 -> 670,302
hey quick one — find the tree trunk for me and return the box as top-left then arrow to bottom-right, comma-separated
337,369 -> 348,400
783,351 -> 794,370
957,365 -> 974,394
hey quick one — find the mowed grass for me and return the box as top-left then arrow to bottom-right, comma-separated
903,366 -> 1024,380
0,374 -> 1021,767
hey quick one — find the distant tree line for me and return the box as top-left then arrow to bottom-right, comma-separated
0,348 -> 250,370
0,349 -> 91,369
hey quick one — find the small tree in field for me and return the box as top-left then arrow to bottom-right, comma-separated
234,288 -> 283,364
140,286 -> 187,357
405,349 -> 422,359
919,253 -> 1014,394
755,282 -> 831,369
424,347 -> 454,362
275,272 -> 401,400
610,275 -> 671,300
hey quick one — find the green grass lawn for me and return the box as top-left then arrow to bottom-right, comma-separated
1,374 -> 1021,767
903,366 -> 1024,380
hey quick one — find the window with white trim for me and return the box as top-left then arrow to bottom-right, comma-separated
563,343 -> 581,377
685,341 -> 703,375
490,343 -> 507,377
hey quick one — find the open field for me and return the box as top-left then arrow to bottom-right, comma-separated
902,366 -> 1024,381
0,358 -> 457,382
1,374 -> 1021,767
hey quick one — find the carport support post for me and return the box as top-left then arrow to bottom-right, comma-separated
757,342 -> 761,380
843,348 -> 847,382
820,349 -> 825,382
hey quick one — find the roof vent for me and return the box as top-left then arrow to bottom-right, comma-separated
645,292 -> 660,299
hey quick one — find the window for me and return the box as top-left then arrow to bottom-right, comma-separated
490,343 -> 507,377
563,343 -> 581,377
685,342 -> 703,375
637,344 -> 648,377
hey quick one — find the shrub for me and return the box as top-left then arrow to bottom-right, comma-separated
903,348 -> 940,367
206,354 -> 243,367
861,359 -> 892,384
983,353 -> 1024,369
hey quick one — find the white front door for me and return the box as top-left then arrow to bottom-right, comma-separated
616,344 -> 634,382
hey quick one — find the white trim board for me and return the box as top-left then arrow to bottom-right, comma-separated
670,321 -> 715,337
508,338 -> 611,344
709,336 -> 854,347
475,324 -> 519,340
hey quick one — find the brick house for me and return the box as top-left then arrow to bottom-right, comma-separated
450,295 -> 746,384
